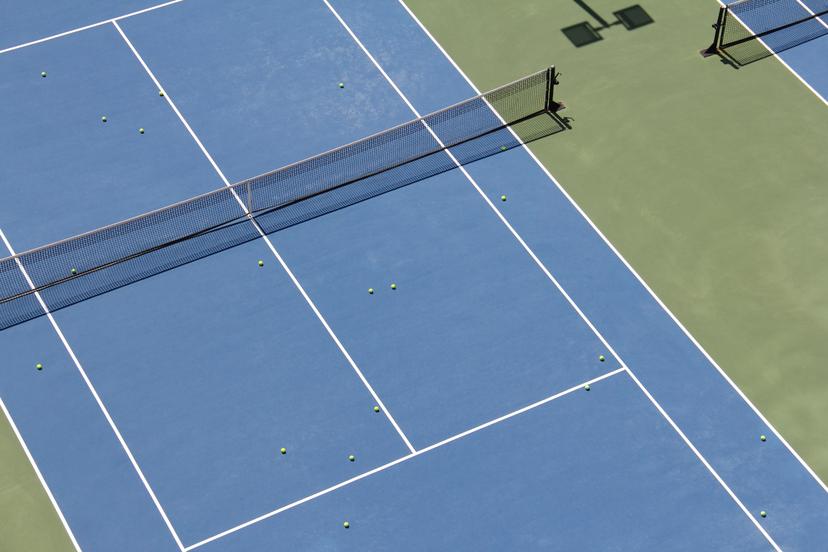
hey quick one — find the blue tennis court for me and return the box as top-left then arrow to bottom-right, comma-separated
1,1 -> 827,550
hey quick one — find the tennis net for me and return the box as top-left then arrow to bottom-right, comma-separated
0,67 -> 568,330
707,0 -> 828,65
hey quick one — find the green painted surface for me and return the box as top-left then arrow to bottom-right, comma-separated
406,0 -> 828,481
0,406 -> 75,551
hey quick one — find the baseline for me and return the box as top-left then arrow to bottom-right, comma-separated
0,0 -> 187,55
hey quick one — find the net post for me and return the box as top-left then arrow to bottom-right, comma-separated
701,7 -> 726,57
544,66 -> 564,113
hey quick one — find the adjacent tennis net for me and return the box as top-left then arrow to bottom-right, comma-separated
706,0 -> 828,65
0,67 -> 568,330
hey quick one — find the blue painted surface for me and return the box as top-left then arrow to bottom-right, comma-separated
119,0 -> 414,183
51,238 -> 411,545
0,1 -> 825,551
0,24 -> 221,251
330,4 -> 828,550
772,32 -> 828,97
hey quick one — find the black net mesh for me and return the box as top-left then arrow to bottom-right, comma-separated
719,0 -> 828,65
0,67 -> 567,330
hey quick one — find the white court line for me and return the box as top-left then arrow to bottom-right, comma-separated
0,391 -> 82,552
0,0 -> 186,55
398,0 -> 828,494
0,230 -> 185,552
324,1 -> 784,548
185,367 -> 626,550
111,21 -> 416,455
717,0 -> 828,105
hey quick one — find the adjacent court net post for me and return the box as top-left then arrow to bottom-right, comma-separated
703,0 -> 828,66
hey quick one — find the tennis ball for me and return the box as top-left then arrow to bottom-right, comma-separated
501,195 -> 507,202
159,90 -> 165,97
258,260 -> 264,267
138,128 -> 145,134
599,355 -> 605,362
584,384 -> 590,391
373,406 -> 380,413
70,268 -> 77,275
390,283 -> 397,290
41,72 -> 47,78
368,288 -> 374,295
36,363 -> 43,370
760,511 -> 767,518
760,435 -> 767,442
280,447 -> 287,455
101,116 -> 107,123
348,455 -> 355,462
343,521 -> 350,528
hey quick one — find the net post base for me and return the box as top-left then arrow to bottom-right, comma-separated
701,7 -> 726,59
699,44 -> 720,58
548,99 -> 566,112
